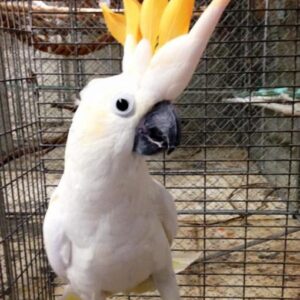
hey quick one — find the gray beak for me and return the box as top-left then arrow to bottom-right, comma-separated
133,101 -> 181,156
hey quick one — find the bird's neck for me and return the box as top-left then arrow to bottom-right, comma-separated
60,152 -> 150,212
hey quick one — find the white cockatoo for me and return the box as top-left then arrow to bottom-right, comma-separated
43,0 -> 230,299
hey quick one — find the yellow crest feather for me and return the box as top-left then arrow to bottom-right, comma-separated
124,0 -> 142,41
140,0 -> 168,52
101,0 -> 196,53
159,0 -> 195,48
101,4 -> 126,45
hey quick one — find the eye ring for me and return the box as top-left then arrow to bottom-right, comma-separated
112,94 -> 135,117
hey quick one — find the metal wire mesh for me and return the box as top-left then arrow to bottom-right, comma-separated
0,0 -> 300,299
0,1 -> 51,299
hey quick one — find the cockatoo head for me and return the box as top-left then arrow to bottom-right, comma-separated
72,0 -> 230,160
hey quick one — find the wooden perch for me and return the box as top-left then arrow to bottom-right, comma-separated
0,1 -> 203,56
0,1 -> 202,15
0,1 -> 115,56
51,102 -> 78,113
223,95 -> 300,116
0,1 -> 123,14
0,131 -> 69,167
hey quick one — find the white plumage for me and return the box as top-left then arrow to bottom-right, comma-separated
43,1 -> 230,299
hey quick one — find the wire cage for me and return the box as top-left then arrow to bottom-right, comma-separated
0,0 -> 300,299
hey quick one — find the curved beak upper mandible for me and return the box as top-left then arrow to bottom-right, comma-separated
133,101 -> 181,156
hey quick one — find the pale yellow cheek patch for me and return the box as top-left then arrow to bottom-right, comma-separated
79,110 -> 108,145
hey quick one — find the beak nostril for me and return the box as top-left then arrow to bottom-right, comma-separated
148,128 -> 164,143
133,101 -> 181,156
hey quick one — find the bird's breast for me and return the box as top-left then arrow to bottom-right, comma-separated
68,208 -> 170,293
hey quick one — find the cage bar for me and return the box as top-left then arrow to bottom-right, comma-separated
0,0 -> 300,299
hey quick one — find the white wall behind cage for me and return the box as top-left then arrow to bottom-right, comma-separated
1,0 -> 300,299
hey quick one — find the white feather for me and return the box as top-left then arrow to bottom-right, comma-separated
139,0 -> 230,101
43,2 -> 230,298
43,74 -> 177,299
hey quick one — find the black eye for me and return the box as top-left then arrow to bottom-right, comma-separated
116,99 -> 129,112
112,94 -> 135,117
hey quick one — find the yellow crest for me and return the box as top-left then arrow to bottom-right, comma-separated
100,0 -> 195,53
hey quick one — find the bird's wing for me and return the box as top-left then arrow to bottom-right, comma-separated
151,179 -> 178,245
56,176 -> 200,298
43,189 -> 72,280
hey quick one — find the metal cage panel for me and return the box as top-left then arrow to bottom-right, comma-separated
0,1 -> 50,299
0,0 -> 300,299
